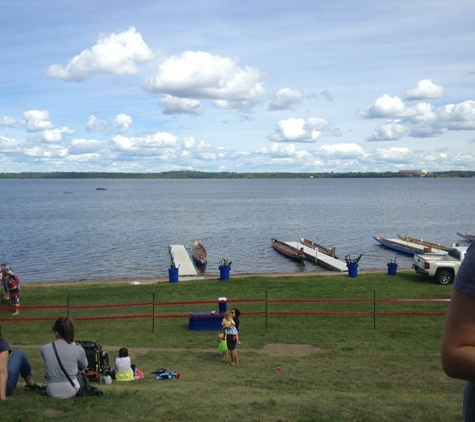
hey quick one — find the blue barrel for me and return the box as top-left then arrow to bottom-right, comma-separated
219,265 -> 231,281
387,262 -> 398,276
168,267 -> 179,283
218,297 -> 227,313
347,263 -> 358,278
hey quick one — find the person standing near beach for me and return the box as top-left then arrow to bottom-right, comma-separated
221,311 -> 239,366
442,242 -> 475,420
1,264 -> 9,300
231,308 -> 241,345
7,272 -> 20,316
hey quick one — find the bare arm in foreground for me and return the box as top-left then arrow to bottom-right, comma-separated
442,288 -> 475,381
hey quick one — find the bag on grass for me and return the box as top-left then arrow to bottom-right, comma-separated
76,372 -> 103,397
218,340 -> 228,352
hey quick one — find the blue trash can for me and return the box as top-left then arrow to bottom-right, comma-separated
219,265 -> 231,281
218,297 -> 227,313
347,263 -> 358,278
168,267 -> 179,283
387,262 -> 398,276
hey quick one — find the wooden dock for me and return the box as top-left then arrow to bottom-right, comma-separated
284,241 -> 348,272
169,245 -> 198,277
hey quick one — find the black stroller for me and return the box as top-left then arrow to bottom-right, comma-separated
77,341 -> 112,380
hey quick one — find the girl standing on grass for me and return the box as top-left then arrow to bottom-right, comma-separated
221,311 -> 239,365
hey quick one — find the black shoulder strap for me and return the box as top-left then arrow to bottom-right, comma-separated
51,341 -> 75,388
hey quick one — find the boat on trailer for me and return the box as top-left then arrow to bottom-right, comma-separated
373,235 -> 447,255
396,234 -> 450,252
271,238 -> 305,262
457,232 -> 475,242
191,240 -> 207,265
299,236 -> 338,258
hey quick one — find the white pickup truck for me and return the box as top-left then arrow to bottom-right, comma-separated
413,245 -> 468,285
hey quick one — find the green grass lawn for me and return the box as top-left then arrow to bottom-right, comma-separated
0,271 -> 465,421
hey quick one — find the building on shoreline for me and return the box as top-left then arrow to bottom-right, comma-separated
398,170 -> 428,177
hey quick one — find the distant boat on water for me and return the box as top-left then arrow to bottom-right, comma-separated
96,187 -> 107,191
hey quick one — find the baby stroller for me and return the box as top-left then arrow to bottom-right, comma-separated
77,341 -> 111,380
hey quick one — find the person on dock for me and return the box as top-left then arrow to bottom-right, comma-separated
441,242 -> 475,421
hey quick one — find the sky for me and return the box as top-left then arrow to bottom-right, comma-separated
1,0 -> 474,173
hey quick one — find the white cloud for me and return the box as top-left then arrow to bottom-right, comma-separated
143,51 -> 266,111
42,127 -> 74,143
159,95 -> 205,115
86,115 -> 108,132
45,27 -> 154,81
358,94 -> 406,118
373,147 -> 412,161
112,132 -> 177,151
436,100 -> 475,130
0,116 -> 16,127
268,88 -> 304,111
22,110 -> 54,132
24,145 -> 68,158
367,120 -> 409,141
70,139 -> 104,153
268,117 -> 329,142
405,79 -> 445,100
319,143 -> 366,159
256,142 -> 309,159
113,113 -> 133,133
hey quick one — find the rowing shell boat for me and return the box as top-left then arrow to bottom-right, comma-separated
271,238 -> 305,262
397,234 -> 450,252
299,236 -> 338,258
191,240 -> 207,265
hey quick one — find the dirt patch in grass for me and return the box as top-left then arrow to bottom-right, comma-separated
118,344 -> 324,357
258,343 -> 324,356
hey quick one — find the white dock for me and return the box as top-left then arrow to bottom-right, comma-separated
169,245 -> 198,277
284,241 -> 348,272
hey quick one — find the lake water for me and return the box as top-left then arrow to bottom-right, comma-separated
0,177 -> 473,283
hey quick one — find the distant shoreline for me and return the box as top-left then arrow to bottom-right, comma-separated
0,170 -> 474,179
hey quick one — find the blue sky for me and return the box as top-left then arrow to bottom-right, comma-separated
1,0 -> 474,173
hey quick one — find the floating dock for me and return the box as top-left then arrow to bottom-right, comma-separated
284,241 -> 348,272
169,245 -> 198,277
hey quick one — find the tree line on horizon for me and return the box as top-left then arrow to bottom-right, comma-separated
0,170 -> 474,179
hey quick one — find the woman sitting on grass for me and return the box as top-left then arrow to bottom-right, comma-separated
0,324 -> 41,400
40,317 -> 88,399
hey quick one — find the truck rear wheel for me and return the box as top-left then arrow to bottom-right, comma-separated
436,269 -> 454,285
